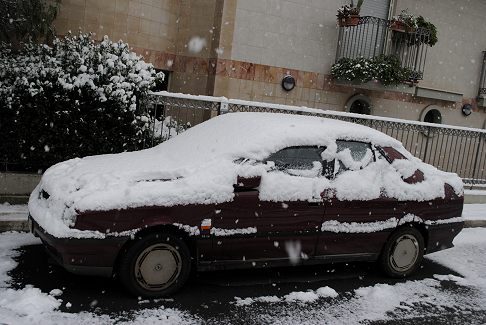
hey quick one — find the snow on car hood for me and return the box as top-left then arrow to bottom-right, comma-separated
28,112 -> 463,238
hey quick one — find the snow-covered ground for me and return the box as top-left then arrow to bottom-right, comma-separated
0,227 -> 486,324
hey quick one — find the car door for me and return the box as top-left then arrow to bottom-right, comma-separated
210,146 -> 328,265
316,140 -> 403,258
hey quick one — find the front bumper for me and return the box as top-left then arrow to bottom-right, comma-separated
29,215 -> 130,277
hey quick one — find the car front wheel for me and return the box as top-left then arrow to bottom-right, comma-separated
379,226 -> 424,278
118,232 -> 191,297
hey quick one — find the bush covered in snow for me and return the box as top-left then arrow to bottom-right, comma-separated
0,32 -> 164,171
331,55 -> 412,86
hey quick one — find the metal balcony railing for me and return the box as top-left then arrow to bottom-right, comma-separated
335,16 -> 431,81
479,51 -> 486,96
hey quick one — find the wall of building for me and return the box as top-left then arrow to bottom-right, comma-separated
54,0 -> 225,95
395,0 -> 486,99
54,0 -> 179,53
212,0 -> 486,129
231,0 -> 342,74
52,0 -> 486,129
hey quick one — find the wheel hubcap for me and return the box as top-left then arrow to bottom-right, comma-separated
389,234 -> 419,272
135,243 -> 181,291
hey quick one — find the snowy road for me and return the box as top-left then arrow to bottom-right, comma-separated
1,227 -> 486,324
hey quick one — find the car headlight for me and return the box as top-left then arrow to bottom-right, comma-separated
38,189 -> 50,200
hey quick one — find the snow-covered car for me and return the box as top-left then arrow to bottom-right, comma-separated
28,112 -> 465,297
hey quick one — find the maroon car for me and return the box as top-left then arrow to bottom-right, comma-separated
29,112 -> 464,297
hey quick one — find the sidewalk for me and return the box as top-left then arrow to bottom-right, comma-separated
0,203 -> 30,232
1,203 -> 485,232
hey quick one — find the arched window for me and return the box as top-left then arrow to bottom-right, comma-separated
346,94 -> 372,115
420,106 -> 442,124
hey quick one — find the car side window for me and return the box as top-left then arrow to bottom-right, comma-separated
379,146 -> 407,162
266,146 -> 325,177
335,140 -> 374,174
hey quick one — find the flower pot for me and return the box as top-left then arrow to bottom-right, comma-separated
345,15 -> 360,26
390,21 -> 406,32
390,21 -> 415,33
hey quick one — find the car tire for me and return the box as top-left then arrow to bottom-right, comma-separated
118,232 -> 191,298
379,226 -> 424,278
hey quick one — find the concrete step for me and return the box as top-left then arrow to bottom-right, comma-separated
0,195 -> 29,204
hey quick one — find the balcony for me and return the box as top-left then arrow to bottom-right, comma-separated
335,16 -> 431,84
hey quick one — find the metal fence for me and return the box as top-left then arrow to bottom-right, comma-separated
142,92 -> 486,186
336,16 -> 431,81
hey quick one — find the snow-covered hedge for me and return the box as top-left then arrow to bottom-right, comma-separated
0,32 -> 163,171
331,55 -> 412,85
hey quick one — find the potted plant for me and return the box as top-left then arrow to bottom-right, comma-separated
415,16 -> 438,46
389,10 -> 438,47
390,9 -> 417,32
337,0 -> 364,27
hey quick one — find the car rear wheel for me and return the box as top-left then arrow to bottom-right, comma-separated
118,232 -> 191,297
379,226 -> 424,278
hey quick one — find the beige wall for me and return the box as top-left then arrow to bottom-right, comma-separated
395,0 -> 486,98
231,0 -> 347,74
53,0 -> 486,128
54,0 -> 223,95
54,0 -> 179,54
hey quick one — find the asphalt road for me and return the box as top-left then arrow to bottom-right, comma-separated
9,244 -> 486,324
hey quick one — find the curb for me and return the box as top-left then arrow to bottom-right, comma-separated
0,220 -> 485,233
464,220 -> 486,228
0,220 -> 30,232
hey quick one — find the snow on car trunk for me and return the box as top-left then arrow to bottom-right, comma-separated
29,112 -> 463,238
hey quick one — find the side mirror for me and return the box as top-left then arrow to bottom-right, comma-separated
402,169 -> 425,184
234,176 -> 261,190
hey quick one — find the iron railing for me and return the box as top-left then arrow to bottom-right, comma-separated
335,16 -> 431,81
140,92 -> 486,186
3,92 -> 485,186
478,51 -> 486,96
336,16 -> 389,60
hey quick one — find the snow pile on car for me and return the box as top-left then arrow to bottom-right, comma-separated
29,112 -> 463,238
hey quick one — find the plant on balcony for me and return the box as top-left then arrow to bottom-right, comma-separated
390,9 -> 418,32
337,0 -> 364,27
390,10 -> 438,47
415,16 -> 438,46
331,55 -> 412,86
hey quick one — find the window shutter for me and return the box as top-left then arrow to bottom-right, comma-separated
359,0 -> 391,19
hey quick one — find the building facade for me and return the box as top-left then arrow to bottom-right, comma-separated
54,0 -> 486,128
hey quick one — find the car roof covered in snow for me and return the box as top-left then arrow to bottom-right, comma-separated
44,112 -> 403,180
